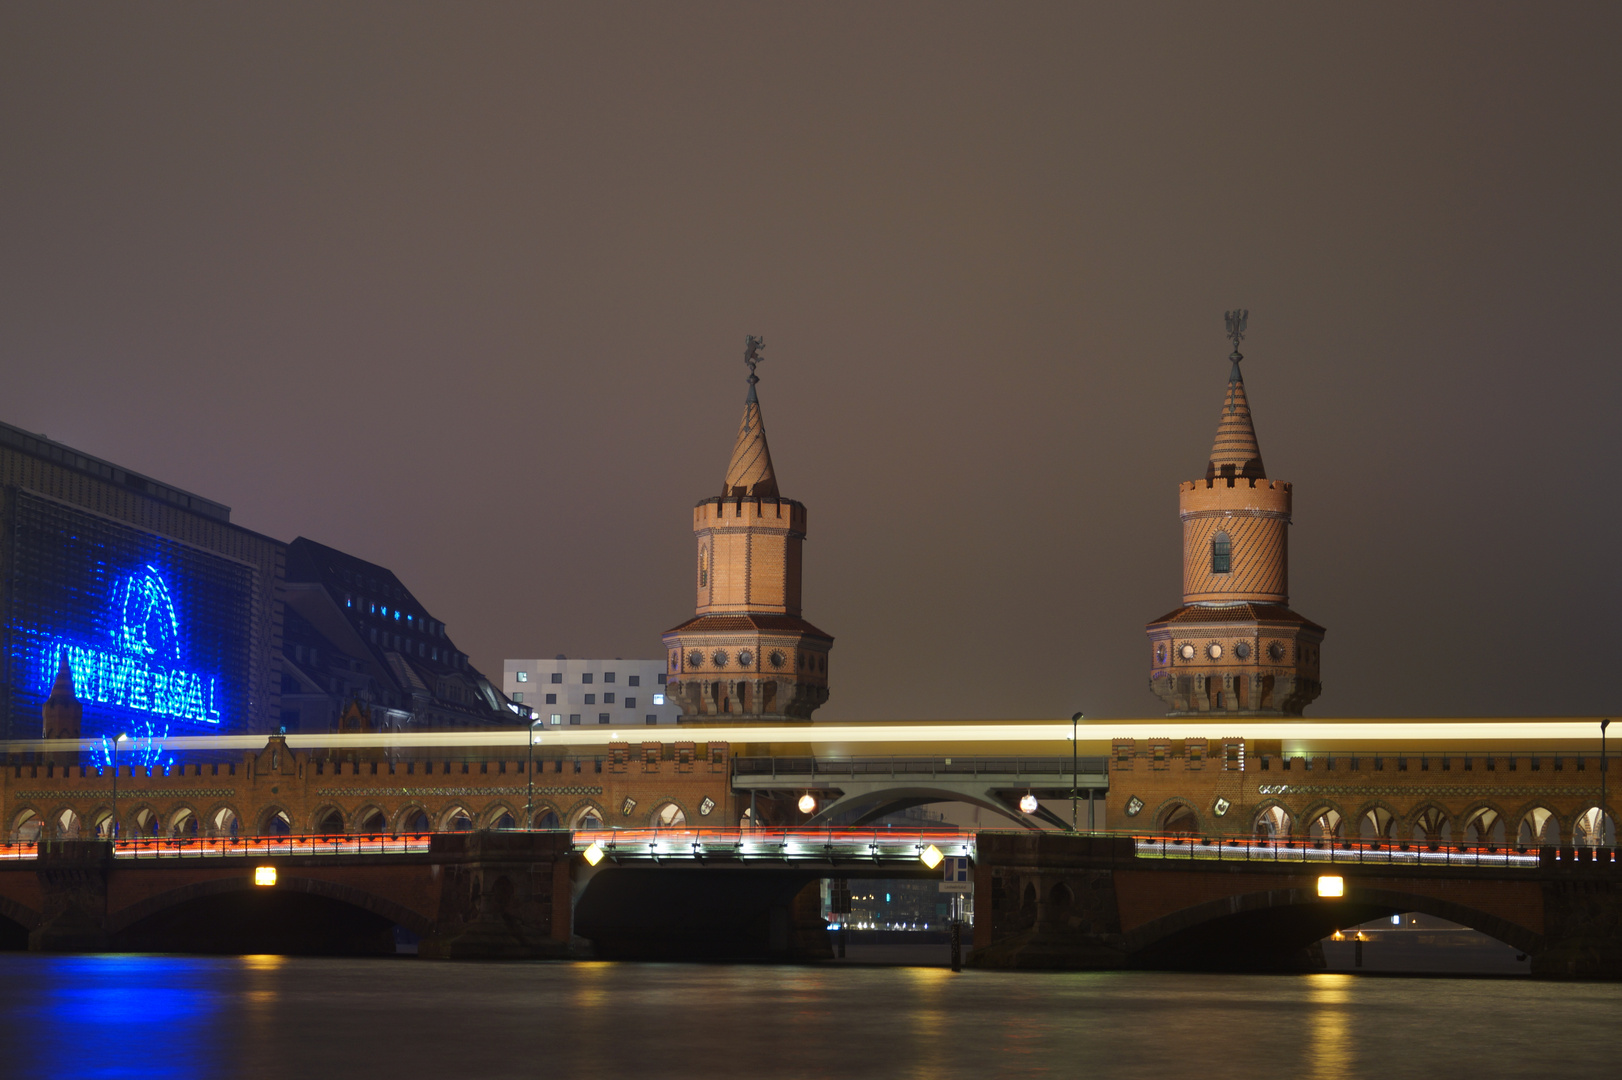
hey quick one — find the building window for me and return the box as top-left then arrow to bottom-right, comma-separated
628,675 -> 640,687
582,673 -> 593,684
1211,532 -> 1232,574
646,715 -> 658,725
512,692 -> 523,703
584,694 -> 595,705
550,713 -> 562,726
604,672 -> 615,683
569,714 -> 581,726
699,546 -> 709,588
598,713 -> 610,724
625,697 -> 636,708
653,693 -> 665,705
657,673 -> 667,684
516,672 -> 528,682
545,693 -> 557,705
550,673 -> 562,684
604,693 -> 615,704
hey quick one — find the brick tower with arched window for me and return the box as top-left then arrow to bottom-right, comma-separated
1145,326 -> 1324,715
662,340 -> 833,722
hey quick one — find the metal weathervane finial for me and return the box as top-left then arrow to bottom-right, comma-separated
1224,309 -> 1248,353
1222,309 -> 1248,411
744,335 -> 764,383
741,335 -> 765,424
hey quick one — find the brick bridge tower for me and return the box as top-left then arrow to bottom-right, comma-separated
663,337 -> 833,721
1145,313 -> 1324,715
41,650 -> 82,741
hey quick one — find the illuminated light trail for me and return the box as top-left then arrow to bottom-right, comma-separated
1131,833 -> 1544,869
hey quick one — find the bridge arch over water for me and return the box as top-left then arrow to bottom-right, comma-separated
107,873 -> 431,955
1123,883 -> 1539,969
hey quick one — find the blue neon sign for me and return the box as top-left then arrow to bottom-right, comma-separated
52,565 -> 222,725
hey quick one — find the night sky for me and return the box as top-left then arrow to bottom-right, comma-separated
3,5 -> 1618,721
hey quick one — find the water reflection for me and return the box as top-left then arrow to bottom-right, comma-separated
0,955 -> 227,1080
0,956 -> 1618,1080
1307,973 -> 1354,1080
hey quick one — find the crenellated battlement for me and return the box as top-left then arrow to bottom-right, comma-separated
693,496 -> 806,533
1179,476 -> 1291,516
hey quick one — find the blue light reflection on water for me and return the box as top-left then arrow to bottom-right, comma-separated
1,956 -> 1620,1080
0,955 -> 231,1080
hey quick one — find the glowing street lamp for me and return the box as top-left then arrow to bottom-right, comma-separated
1070,711 -> 1084,832
525,715 -> 544,828
1602,719 -> 1612,845
1019,792 -> 1039,815
798,793 -> 817,815
110,732 -> 128,842
1317,875 -> 1345,898
920,844 -> 944,869
582,841 -> 605,866
254,866 -> 277,887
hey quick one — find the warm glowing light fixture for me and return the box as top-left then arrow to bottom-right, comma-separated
254,866 -> 277,887
798,793 -> 817,814
919,844 -> 944,869
1019,793 -> 1039,814
1317,875 -> 1345,898
583,842 -> 605,866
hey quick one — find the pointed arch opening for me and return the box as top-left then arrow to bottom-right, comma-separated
1306,808 -> 1342,842
1254,805 -> 1291,839
1462,807 -> 1505,846
1517,807 -> 1559,847
652,802 -> 687,829
1574,807 -> 1616,847
1358,807 -> 1394,841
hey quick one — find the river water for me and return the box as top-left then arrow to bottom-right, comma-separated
0,954 -> 1615,1080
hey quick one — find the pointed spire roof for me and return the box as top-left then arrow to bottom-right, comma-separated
723,336 -> 779,497
1206,349 -> 1266,480
46,650 -> 77,706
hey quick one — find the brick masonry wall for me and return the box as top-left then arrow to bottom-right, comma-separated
1107,738 -> 1611,845
2,737 -> 738,839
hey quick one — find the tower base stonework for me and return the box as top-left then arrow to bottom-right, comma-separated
1146,602 -> 1323,717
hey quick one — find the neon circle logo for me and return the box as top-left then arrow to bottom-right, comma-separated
114,566 -> 181,662
54,565 -> 222,725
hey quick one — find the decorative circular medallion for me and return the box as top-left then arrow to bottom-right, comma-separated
1208,642 -> 1223,659
1268,642 -> 1285,661
710,649 -> 729,668
687,650 -> 704,668
769,650 -> 786,669
1233,641 -> 1250,660
1180,643 -> 1196,660
737,649 -> 754,667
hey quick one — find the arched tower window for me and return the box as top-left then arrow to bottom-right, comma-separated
1211,532 -> 1232,574
698,546 -> 709,588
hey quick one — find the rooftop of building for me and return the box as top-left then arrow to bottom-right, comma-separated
0,418 -> 232,523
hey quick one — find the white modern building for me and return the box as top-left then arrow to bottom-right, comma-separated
503,657 -> 680,727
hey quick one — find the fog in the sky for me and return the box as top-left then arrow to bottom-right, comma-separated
3,4 -> 1618,720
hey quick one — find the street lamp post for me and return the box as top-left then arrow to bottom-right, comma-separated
110,733 -> 128,843
526,715 -> 544,828
1602,719 -> 1612,847
1070,712 -> 1083,832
